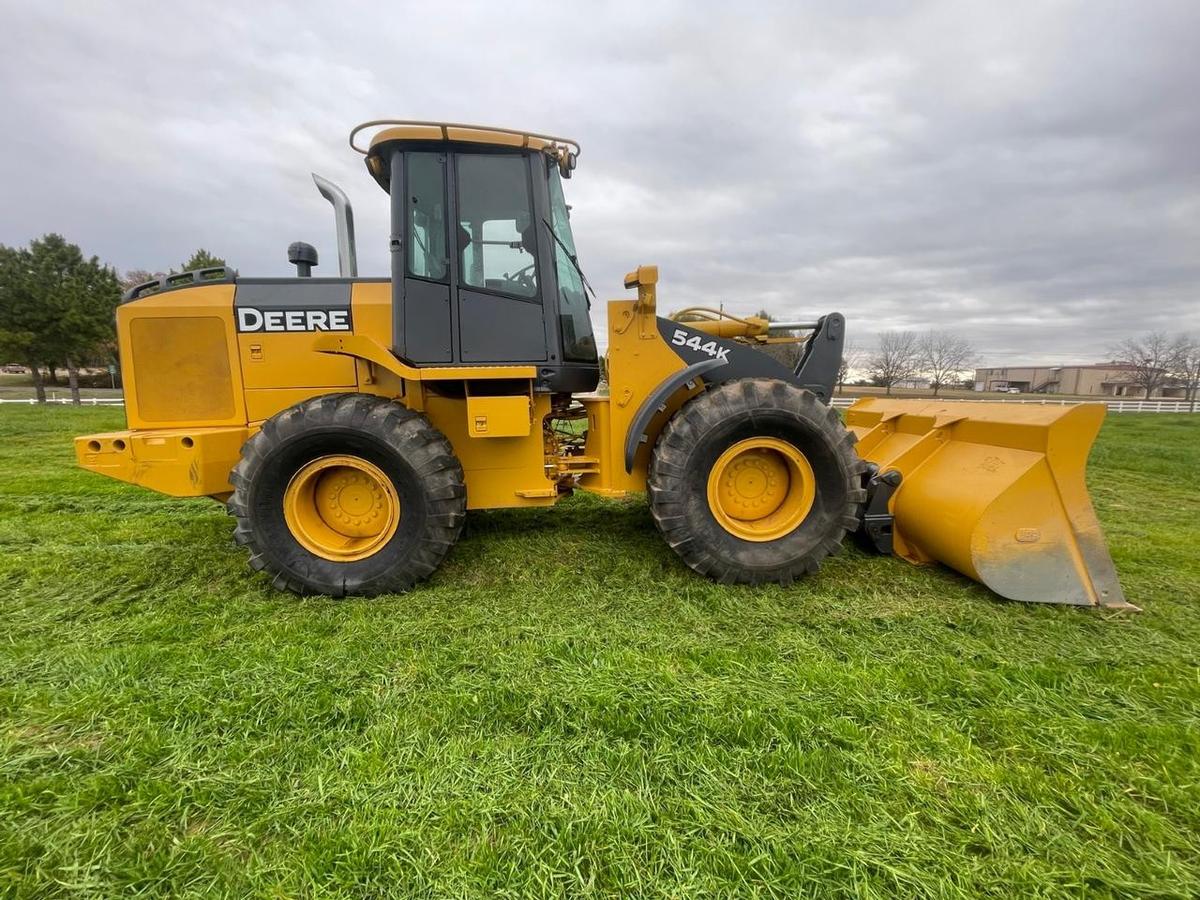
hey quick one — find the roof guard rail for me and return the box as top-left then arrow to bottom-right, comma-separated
349,119 -> 581,159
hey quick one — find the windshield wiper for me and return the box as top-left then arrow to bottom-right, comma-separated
541,218 -> 596,304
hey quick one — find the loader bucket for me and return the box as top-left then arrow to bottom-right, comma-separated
843,399 -> 1133,609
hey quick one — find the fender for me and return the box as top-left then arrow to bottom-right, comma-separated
625,314 -> 847,471
656,314 -> 845,403
657,319 -> 793,383
623,357 -> 727,472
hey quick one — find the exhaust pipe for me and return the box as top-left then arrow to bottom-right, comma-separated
311,173 -> 358,277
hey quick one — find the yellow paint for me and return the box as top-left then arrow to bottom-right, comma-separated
577,265 -> 697,496
351,282 -> 393,346
706,438 -> 816,541
312,333 -> 421,379
312,332 -> 536,382
670,308 -> 773,339
245,388 -> 342,424
575,397 -> 624,497
239,332 -> 356,390
352,120 -> 579,158
74,426 -> 250,497
368,123 -> 445,143
84,257 -> 705,512
424,394 -> 556,509
445,127 -> 526,147
466,395 -> 531,437
844,398 -> 1132,609
350,282 -> 405,399
623,265 -> 659,291
283,454 -> 401,561
116,284 -> 246,429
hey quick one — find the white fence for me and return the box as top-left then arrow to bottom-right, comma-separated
1101,399 -> 1197,413
1,396 -> 1195,413
831,396 -> 1196,413
0,397 -> 125,405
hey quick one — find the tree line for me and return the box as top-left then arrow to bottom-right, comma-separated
0,237 -> 224,403
1112,332 -> 1200,408
682,310 -> 978,398
847,328 -> 1200,406
849,330 -> 976,397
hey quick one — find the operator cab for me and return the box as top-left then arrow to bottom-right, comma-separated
354,121 -> 599,394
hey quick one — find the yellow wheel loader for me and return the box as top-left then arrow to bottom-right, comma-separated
76,121 -> 1132,608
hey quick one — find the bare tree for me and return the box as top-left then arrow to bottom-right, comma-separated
1110,332 -> 1174,398
120,269 -> 162,292
837,343 -> 865,395
867,331 -> 921,396
919,330 -> 976,397
1171,334 -> 1200,412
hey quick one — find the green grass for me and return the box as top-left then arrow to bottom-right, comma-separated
1,407 -> 1197,898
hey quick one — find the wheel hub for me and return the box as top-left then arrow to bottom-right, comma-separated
706,438 -> 816,541
284,455 -> 400,561
318,468 -> 387,535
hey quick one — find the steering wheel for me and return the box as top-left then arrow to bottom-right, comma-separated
507,262 -> 536,294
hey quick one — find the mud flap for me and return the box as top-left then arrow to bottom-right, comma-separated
844,399 -> 1134,610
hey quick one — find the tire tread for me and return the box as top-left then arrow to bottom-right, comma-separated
647,378 -> 867,586
227,393 -> 466,597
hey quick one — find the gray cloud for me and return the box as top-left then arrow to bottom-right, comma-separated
1,0 -> 1196,364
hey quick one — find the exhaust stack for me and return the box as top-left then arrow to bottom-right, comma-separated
312,173 -> 358,277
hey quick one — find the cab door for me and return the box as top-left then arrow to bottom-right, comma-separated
453,152 -> 548,364
401,151 -> 453,363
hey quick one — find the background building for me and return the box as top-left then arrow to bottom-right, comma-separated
974,364 -> 1183,397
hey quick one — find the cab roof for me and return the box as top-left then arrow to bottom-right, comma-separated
352,119 -> 577,158
351,119 -> 581,190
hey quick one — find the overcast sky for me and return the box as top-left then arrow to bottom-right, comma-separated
2,1 -> 1197,364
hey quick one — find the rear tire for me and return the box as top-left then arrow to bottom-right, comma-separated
647,379 -> 866,585
227,393 -> 466,597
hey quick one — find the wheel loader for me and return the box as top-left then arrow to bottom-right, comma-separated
76,120 -> 1132,609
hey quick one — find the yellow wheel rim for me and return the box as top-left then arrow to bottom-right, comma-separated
283,455 -> 401,562
706,437 -> 816,542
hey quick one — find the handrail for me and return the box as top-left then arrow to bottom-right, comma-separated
349,119 -> 581,158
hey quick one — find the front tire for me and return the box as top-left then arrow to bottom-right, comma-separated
227,393 -> 466,596
647,379 -> 866,585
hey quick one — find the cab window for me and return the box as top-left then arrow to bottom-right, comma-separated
456,154 -> 538,299
547,166 -> 596,362
406,152 -> 448,281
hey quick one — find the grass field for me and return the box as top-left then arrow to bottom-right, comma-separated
1,407 -> 1197,897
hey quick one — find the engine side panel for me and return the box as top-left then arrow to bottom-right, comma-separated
116,284 -> 247,430
83,279 -> 555,510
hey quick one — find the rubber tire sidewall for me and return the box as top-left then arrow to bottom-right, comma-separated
247,425 -> 430,595
695,410 -> 849,567
649,380 -> 865,583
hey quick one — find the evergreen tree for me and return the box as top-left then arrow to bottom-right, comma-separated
0,235 -> 120,403
177,249 -> 226,272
